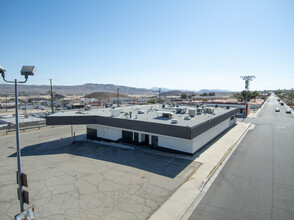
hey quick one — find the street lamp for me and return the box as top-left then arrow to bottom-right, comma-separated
240,75 -> 256,103
0,65 -> 35,212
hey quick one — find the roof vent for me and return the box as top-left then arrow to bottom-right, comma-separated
184,116 -> 191,120
171,119 -> 178,124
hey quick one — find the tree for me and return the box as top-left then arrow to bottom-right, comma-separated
200,92 -> 208,97
251,91 -> 259,100
239,90 -> 259,101
181,93 -> 187,99
158,98 -> 164,104
147,98 -> 156,104
208,92 -> 215,96
237,94 -> 244,102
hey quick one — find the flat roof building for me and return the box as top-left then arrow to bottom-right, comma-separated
46,104 -> 239,155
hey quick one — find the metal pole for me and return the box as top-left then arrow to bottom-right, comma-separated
5,94 -> 8,112
50,79 -> 54,114
15,79 -> 24,212
117,88 -> 119,106
71,125 -> 73,143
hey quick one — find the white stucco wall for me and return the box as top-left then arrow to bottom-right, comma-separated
158,136 -> 194,154
87,116 -> 236,154
87,124 -> 122,141
192,117 -> 232,152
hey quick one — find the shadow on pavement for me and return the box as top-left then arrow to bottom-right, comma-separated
8,134 -> 195,178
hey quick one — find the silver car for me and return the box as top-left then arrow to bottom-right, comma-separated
286,109 -> 292,114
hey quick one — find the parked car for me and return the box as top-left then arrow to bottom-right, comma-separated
286,109 -> 292,114
275,108 -> 280,112
66,104 -> 72,109
280,102 -> 284,106
45,112 -> 52,116
35,105 -> 45,110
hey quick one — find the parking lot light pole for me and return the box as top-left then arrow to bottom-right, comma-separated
0,65 -> 36,212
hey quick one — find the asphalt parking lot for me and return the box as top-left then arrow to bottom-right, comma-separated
0,125 -> 201,220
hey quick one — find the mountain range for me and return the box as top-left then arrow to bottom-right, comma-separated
0,83 -> 231,96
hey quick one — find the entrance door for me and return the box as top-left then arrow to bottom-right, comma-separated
87,128 -> 97,139
151,135 -> 158,147
134,132 -> 139,144
122,130 -> 133,144
144,134 -> 149,145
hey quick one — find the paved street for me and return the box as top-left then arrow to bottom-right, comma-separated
189,94 -> 294,220
0,125 -> 200,220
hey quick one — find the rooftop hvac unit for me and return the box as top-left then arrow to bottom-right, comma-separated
162,112 -> 173,118
111,108 -> 122,117
176,108 -> 186,114
196,108 -> 202,115
188,109 -> 196,117
171,119 -> 178,124
204,107 -> 214,114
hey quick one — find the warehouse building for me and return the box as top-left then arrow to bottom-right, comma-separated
46,104 -> 239,155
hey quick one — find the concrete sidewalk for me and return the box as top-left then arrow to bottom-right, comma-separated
149,121 -> 251,220
247,100 -> 267,118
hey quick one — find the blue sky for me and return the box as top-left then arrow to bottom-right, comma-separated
0,0 -> 293,91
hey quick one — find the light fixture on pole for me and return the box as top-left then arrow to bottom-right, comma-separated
240,75 -> 255,103
0,65 -> 36,212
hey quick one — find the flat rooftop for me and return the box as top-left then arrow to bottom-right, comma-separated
0,114 -> 45,125
48,104 -> 238,128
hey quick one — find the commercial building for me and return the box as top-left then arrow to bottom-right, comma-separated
46,105 -> 239,155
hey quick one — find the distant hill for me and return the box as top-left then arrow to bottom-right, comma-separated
160,90 -> 182,96
0,83 -> 232,96
150,87 -> 172,92
0,83 -> 156,95
198,89 -> 231,93
159,89 -> 231,96
84,92 -> 128,101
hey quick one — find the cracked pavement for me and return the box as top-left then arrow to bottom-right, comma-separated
0,125 -> 201,219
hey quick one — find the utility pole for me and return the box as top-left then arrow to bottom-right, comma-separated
117,87 -> 120,106
240,75 -> 256,103
5,94 -> 8,112
158,88 -> 161,103
24,100 -> 27,115
50,79 -> 54,114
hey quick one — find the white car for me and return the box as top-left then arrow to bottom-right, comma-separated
275,108 -> 280,112
286,109 -> 292,114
